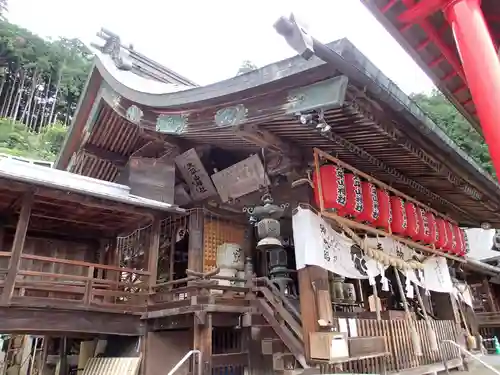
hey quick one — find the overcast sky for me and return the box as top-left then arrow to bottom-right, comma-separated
8,0 -> 434,94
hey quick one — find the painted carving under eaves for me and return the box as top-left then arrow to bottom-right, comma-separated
126,105 -> 144,124
156,114 -> 188,134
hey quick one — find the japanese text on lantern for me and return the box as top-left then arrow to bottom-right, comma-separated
335,168 -> 346,206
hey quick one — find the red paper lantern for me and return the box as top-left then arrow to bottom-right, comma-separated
357,181 -> 380,224
435,218 -> 449,250
313,165 -> 346,212
405,202 -> 421,239
342,173 -> 364,218
454,226 -> 466,256
390,196 -> 407,235
462,229 -> 470,256
426,211 -> 438,246
444,221 -> 458,253
373,189 -> 392,231
414,208 -> 432,244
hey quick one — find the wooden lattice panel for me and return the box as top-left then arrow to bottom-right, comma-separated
203,218 -> 245,272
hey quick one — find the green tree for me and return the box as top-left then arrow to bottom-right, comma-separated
0,117 -> 67,160
411,90 -> 494,176
0,19 -> 89,162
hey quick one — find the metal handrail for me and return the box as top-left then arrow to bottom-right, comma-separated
167,350 -> 202,375
442,339 -> 500,375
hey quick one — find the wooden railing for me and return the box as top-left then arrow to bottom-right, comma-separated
151,268 -> 251,306
0,251 -> 150,312
252,278 -> 307,369
318,319 -> 461,374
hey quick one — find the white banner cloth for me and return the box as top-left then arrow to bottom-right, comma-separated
292,207 -> 381,279
292,207 -> 454,294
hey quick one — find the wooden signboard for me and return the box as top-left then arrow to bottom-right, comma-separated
128,157 -> 175,203
175,148 -> 216,201
211,154 -> 269,203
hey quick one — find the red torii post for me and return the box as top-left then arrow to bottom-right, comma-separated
399,0 -> 500,179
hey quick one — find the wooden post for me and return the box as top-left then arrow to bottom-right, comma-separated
483,278 -> 497,312
0,223 -> 5,250
1,192 -> 33,304
57,337 -> 67,375
193,312 -> 212,375
147,217 -> 161,293
188,209 -> 204,273
39,337 -> 49,375
96,239 -> 107,279
0,222 -> 6,274
297,188 -> 333,361
83,266 -> 95,305
297,265 -> 331,361
105,238 -> 119,303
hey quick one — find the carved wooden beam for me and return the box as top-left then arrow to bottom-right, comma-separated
235,124 -> 303,177
236,123 -> 301,158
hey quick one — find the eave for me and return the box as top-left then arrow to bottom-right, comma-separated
360,0 -> 500,135
56,38 -> 500,228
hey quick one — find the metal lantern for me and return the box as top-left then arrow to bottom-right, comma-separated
244,193 -> 296,298
257,218 -> 281,239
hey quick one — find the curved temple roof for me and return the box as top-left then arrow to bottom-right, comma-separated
56,37 -> 500,228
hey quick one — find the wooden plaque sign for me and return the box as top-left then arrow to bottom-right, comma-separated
175,148 -> 216,201
211,154 -> 270,203
128,157 -> 175,203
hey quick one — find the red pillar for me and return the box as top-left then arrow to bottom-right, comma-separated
444,0 -> 500,178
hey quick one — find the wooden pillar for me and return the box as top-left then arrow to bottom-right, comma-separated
96,239 -> 108,279
105,238 -> 119,303
147,217 -> 161,291
57,337 -> 67,375
1,192 -> 33,304
483,278 -> 497,312
0,222 -> 6,273
193,312 -> 212,375
297,265 -> 331,360
0,222 -> 5,250
188,209 -> 204,273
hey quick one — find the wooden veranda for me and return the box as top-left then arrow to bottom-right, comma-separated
0,161 -> 183,335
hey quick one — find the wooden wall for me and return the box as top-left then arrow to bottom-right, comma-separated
203,218 -> 245,272
0,234 -> 97,299
143,331 -> 192,375
19,236 -> 96,277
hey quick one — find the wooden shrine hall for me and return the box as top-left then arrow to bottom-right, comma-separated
5,29 -> 500,375
0,156 -> 183,335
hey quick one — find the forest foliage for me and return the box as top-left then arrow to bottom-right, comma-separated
0,15 -> 92,161
0,14 -> 493,180
410,90 -> 494,176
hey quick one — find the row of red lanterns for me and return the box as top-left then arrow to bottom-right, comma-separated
313,165 -> 470,257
